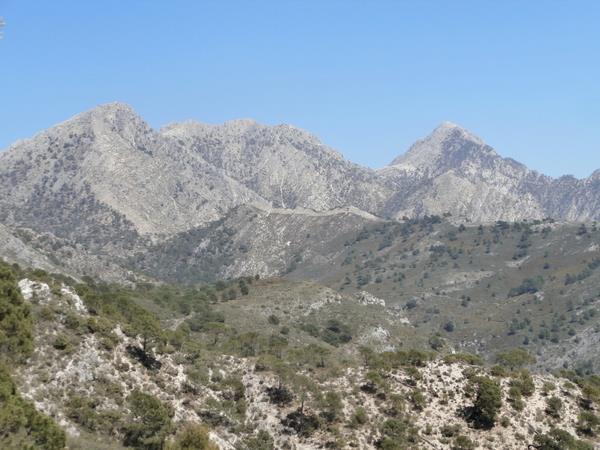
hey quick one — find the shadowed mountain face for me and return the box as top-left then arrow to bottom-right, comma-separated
0,102 -> 599,265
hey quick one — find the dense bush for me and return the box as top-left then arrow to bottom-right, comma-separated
166,423 -> 218,450
0,262 -> 66,449
281,409 -> 320,436
468,376 -> 502,429
508,277 -> 544,297
0,366 -> 66,450
546,396 -> 563,419
533,428 -> 594,450
378,418 -> 419,449
241,429 -> 274,450
577,411 -> 600,437
321,319 -> 352,346
452,435 -> 476,450
301,320 -> 352,347
123,390 -> 174,450
318,391 -> 343,423
0,264 -> 33,361
495,348 -> 535,370
564,257 -> 600,285
443,353 -> 484,366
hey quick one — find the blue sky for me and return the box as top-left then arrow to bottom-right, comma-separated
1,1 -> 599,177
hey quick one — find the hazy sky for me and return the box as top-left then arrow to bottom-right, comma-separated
1,1 -> 599,177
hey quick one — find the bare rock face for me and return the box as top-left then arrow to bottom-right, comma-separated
161,119 -> 392,214
0,103 -> 265,249
381,122 -> 547,222
382,122 -> 600,223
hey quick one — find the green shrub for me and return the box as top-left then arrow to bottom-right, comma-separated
241,429 -> 274,450
508,385 -> 525,412
0,365 -> 66,450
533,428 -> 594,450
410,389 -> 426,411
542,382 -> 557,396
509,370 -> 535,398
443,353 -> 484,366
0,264 -> 33,362
166,423 -> 218,450
490,365 -> 509,377
545,397 -> 563,419
349,407 -> 368,428
577,411 -> 600,436
52,333 -> 71,351
443,321 -> 455,332
508,277 -> 543,297
318,391 -> 343,423
123,390 -> 174,450
428,334 -> 444,351
320,320 -> 352,346
495,348 -> 535,370
440,424 -> 460,437
378,418 -> 419,449
469,376 -> 502,429
452,435 -> 476,450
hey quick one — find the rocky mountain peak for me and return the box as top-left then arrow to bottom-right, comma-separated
389,122 -> 498,175
77,102 -> 151,137
432,121 -> 483,143
89,101 -> 137,115
589,169 -> 600,181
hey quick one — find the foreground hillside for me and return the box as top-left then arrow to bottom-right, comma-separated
1,261 -> 599,449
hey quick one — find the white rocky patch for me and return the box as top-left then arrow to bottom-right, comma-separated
306,290 -> 342,314
441,270 -> 494,290
60,284 -> 88,314
358,325 -> 395,352
586,243 -> 599,253
506,255 -> 530,267
388,305 -> 411,325
356,291 -> 386,307
18,278 -> 51,303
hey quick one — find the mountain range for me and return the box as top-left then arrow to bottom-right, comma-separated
1,102 -> 600,282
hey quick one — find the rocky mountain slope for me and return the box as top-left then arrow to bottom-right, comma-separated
4,206 -> 600,376
0,103 -> 266,246
131,204 -> 382,283
161,119 -> 392,213
380,122 -> 600,223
